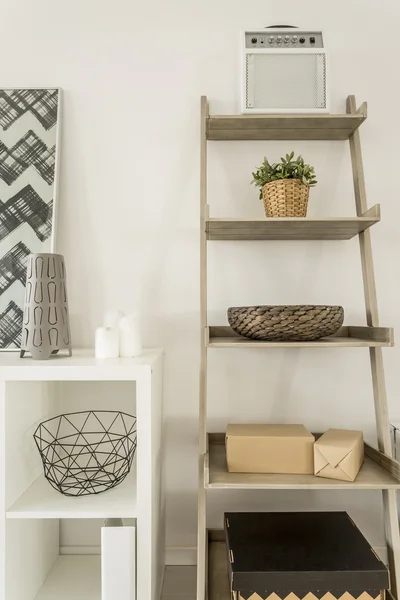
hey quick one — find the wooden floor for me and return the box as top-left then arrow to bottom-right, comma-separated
161,566 -> 197,600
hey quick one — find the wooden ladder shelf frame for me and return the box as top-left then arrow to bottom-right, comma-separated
197,95 -> 400,600
347,95 -> 400,599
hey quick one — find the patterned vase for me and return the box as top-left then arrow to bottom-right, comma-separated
20,253 -> 72,359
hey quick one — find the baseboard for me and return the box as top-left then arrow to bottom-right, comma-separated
165,546 -> 197,565
60,545 -> 101,555
60,545 -> 197,565
60,545 -> 387,567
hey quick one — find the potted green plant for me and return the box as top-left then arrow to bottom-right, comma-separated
251,152 -> 317,218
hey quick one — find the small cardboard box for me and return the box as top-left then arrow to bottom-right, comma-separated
224,511 -> 389,600
226,424 -> 315,474
314,429 -> 364,482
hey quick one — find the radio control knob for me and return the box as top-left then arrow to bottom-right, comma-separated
292,35 -> 298,42
276,35 -> 282,43
284,35 -> 290,43
268,36 -> 274,43
251,37 -> 257,44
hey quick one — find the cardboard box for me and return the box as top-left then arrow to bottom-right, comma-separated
314,429 -> 364,482
224,511 -> 389,600
226,424 -> 315,474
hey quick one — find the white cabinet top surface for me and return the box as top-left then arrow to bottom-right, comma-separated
0,348 -> 163,381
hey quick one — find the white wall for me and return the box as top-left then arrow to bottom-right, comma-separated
2,0 -> 400,559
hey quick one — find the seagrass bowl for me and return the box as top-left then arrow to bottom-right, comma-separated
227,305 -> 344,342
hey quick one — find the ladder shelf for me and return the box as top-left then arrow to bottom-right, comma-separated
197,95 -> 400,600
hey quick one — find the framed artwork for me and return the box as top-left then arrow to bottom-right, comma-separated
0,88 -> 62,350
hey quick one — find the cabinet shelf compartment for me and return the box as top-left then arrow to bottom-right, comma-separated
35,556 -> 101,600
206,206 -> 380,241
207,326 -> 394,348
204,434 -> 400,491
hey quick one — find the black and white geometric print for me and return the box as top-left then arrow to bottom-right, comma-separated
0,89 -> 60,349
0,89 -> 58,132
0,131 -> 56,185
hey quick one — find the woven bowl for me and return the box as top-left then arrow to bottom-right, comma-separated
34,411 -> 137,497
227,305 -> 344,342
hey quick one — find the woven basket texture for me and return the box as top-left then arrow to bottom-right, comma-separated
227,305 -> 344,342
262,179 -> 310,217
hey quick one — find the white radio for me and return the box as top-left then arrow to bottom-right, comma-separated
241,28 -> 328,114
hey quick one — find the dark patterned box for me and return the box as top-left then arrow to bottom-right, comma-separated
233,590 -> 384,600
225,512 -> 389,600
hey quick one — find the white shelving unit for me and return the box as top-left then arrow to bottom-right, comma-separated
0,349 -> 164,600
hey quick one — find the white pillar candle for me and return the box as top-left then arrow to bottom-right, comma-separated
103,309 -> 124,329
118,314 -> 142,358
95,327 -> 119,359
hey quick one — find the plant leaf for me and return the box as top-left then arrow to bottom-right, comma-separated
251,152 -> 317,191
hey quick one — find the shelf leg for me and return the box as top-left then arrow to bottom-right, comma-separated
197,96 -> 209,600
197,462 -> 207,600
199,94 -> 208,457
348,95 -> 400,599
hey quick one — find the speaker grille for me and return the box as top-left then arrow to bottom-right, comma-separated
246,53 -> 327,110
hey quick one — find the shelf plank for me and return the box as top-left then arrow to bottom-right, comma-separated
0,348 -> 163,381
207,112 -> 366,141
162,566 -> 197,599
207,326 -> 394,348
6,470 -> 137,519
35,556 -> 100,600
206,207 -> 380,241
205,434 -> 400,490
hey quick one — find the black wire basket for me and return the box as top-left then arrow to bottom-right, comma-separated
33,410 -> 137,497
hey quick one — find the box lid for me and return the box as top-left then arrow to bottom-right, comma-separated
226,424 -> 314,440
225,512 -> 389,593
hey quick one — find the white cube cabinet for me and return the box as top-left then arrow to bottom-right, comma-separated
0,349 -> 164,600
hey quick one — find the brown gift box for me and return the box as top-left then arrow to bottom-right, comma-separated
314,429 -> 364,482
226,424 -> 315,474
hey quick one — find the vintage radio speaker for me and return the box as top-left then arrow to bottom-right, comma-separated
242,29 -> 328,113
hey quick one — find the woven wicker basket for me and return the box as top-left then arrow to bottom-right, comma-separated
227,305 -> 344,342
262,179 -> 309,218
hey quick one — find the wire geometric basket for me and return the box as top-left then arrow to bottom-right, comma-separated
33,411 -> 137,497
